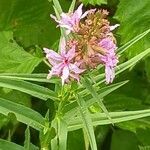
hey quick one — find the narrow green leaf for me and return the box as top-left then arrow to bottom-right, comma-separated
24,126 -> 30,150
68,109 -> 150,131
117,29 -> 150,55
0,77 -> 58,101
52,0 -> 62,15
68,0 -> 76,13
77,46 -> 150,98
115,47 -> 150,76
58,118 -> 68,150
81,77 -> 113,124
0,139 -> 25,150
63,81 -> 128,121
0,98 -> 45,131
76,94 -> 97,150
0,73 -> 59,83
53,6 -> 66,38
51,119 -> 59,150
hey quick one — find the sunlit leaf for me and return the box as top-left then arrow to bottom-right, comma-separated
0,77 -> 58,101
76,94 -> 97,150
0,98 -> 45,131
0,31 -> 42,73
67,109 -> 150,131
0,139 -> 25,150
81,0 -> 107,5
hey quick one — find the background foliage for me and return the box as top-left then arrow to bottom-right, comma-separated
0,0 -> 150,150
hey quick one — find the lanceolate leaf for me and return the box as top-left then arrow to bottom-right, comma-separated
68,0 -> 76,13
0,77 -> 58,101
24,126 -> 30,150
58,118 -> 68,150
0,98 -> 45,131
67,109 -> 150,131
117,29 -> 150,55
52,0 -> 62,15
81,77 -> 113,124
76,94 -> 97,150
63,81 -> 128,120
0,139 -> 25,150
0,73 -> 60,83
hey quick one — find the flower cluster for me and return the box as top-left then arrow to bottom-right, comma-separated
44,4 -> 119,85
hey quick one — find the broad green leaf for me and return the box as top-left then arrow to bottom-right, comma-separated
67,129 -> 85,150
136,128 -> 150,146
0,0 -> 60,48
0,73 -> 60,83
0,31 -> 42,73
81,0 -> 107,5
110,130 -> 139,150
76,94 -> 97,150
81,77 -> 113,124
0,139 -> 25,150
0,77 -> 58,101
114,0 -> 150,58
117,118 -> 150,133
63,81 -> 128,121
0,98 -> 45,131
67,109 -> 150,131
105,94 -> 146,111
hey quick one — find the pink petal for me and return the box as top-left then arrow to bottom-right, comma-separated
61,66 -> 70,85
61,13 -> 72,23
49,63 -> 64,78
43,48 -> 62,62
105,65 -> 115,84
81,9 -> 96,19
74,4 -> 83,19
66,45 -> 75,61
69,64 -> 85,74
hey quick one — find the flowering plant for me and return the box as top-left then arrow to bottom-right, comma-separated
45,5 -> 119,85
0,0 -> 149,150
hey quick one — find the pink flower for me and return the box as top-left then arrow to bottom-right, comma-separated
43,38 -> 84,85
50,4 -> 95,34
99,38 -> 119,83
